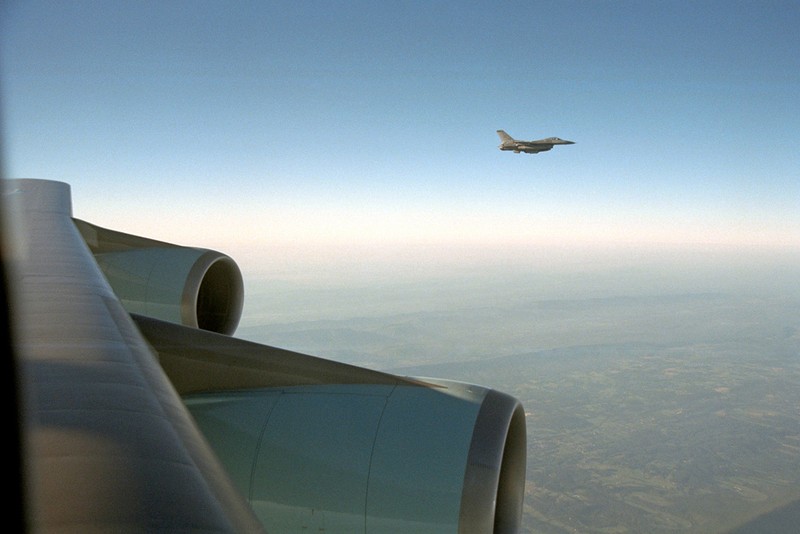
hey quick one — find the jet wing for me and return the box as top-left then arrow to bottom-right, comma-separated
6,178 -> 526,533
517,144 -> 552,154
6,179 -> 265,532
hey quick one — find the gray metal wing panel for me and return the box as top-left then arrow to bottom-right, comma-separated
131,313 -> 421,395
6,179 -> 263,533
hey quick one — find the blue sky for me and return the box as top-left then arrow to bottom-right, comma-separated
2,1 -> 798,264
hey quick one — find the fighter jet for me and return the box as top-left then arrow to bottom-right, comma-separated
497,130 -> 575,154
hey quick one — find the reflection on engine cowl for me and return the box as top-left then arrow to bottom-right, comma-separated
74,219 -> 244,335
185,380 -> 526,533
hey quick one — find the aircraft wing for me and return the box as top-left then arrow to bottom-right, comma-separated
517,144 -> 551,153
6,179 -> 266,532
6,179 -> 526,533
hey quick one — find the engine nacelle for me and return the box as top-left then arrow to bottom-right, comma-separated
130,275 -> 528,533
74,219 -> 244,335
184,380 -> 526,533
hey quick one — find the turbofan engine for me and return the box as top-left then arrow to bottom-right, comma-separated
74,219 -> 244,335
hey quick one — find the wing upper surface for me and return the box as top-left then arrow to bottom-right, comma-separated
132,313 -> 423,395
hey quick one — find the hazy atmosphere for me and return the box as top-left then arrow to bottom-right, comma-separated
3,1 -> 799,532
2,1 -> 798,256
